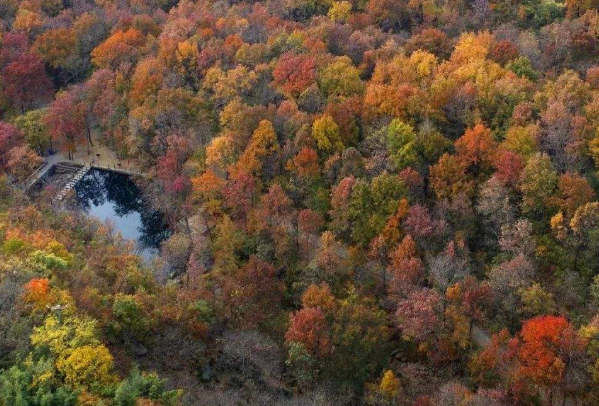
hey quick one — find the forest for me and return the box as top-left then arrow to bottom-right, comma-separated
4,0 -> 599,404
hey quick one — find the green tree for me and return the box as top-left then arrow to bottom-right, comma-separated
0,360 -> 77,406
348,173 -> 406,247
113,367 -> 182,406
386,119 -> 418,170
327,290 -> 391,388
318,56 -> 364,99
110,294 -> 151,342
520,153 -> 557,220
13,109 -> 49,154
507,56 -> 538,81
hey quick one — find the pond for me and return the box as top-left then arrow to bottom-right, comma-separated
74,168 -> 171,260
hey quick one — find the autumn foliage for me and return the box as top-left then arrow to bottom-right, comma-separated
4,0 -> 599,404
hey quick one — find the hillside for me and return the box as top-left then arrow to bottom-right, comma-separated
3,0 -> 599,405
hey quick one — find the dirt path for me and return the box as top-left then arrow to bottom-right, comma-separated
69,129 -> 142,173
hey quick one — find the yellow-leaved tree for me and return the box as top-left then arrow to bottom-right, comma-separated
31,315 -> 117,390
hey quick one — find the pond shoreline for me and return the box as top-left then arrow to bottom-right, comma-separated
26,159 -> 146,192
30,164 -> 170,261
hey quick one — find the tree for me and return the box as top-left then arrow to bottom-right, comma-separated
13,8 -> 42,36
501,124 -> 539,157
566,0 -> 599,18
510,315 -> 586,400
428,241 -> 469,294
175,40 -> 200,88
429,153 -> 473,200
327,290 -> 390,388
211,215 -> 246,273
455,124 -> 497,173
285,341 -> 316,390
286,307 -> 330,358
551,172 -> 594,218
431,382 -> 473,406
273,52 -> 316,97
325,97 -> 361,147
388,235 -> 424,298
366,0 -> 410,32
110,294 -> 151,343
403,204 -> 446,247
318,56 -> 364,99
23,278 -> 50,309
328,1 -> 352,22
492,149 -> 523,187
91,29 -> 146,69
129,57 -> 164,107
521,152 -> 558,219
396,288 -> 442,343
540,101 -> 576,171
191,169 -> 225,216
0,123 -> 23,168
113,368 -> 181,406
14,109 -> 49,154
223,171 -> 256,223
489,40 -> 520,65
45,91 -> 86,159
0,362 -> 77,406
469,329 -> 511,387
499,219 -> 536,257
6,146 -> 41,181
519,283 -> 557,318
298,209 -> 323,236
347,174 -> 407,247
476,176 -> 515,243
30,315 -> 117,391
570,202 -> 599,277
260,183 -> 293,229
203,65 -> 258,105
2,53 -> 52,113
298,209 -> 323,258
386,119 -> 418,170
329,176 -> 357,240
222,256 -> 284,328
56,345 -> 115,389
366,370 -> 402,405
304,231 -> 347,292
32,27 -> 79,70
73,12 -> 107,56
0,32 -> 29,68
291,147 -> 320,178
234,119 -> 279,177
312,115 -> 343,153
206,135 -> 236,172
405,29 -> 451,58
446,276 -> 493,345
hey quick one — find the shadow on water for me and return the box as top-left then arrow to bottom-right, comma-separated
75,169 -> 171,260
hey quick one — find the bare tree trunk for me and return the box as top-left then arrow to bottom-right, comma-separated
85,115 -> 94,146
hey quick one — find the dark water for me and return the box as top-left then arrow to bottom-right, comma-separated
74,169 -> 171,260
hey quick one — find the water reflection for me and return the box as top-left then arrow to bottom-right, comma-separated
75,169 -> 171,259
